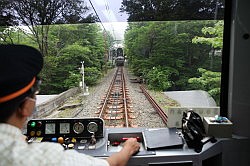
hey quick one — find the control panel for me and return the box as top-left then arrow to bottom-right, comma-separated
26,118 -> 185,158
27,118 -> 104,138
26,118 -> 104,151
24,118 -> 224,165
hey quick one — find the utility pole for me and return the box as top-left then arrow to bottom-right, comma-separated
81,61 -> 85,90
80,61 -> 89,96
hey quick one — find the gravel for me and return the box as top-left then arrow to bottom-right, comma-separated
47,67 -> 166,128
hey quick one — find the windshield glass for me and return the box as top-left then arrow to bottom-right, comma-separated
0,0 -> 224,128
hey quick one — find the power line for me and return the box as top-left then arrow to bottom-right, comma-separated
88,0 -> 111,61
88,0 -> 107,33
103,0 -> 117,40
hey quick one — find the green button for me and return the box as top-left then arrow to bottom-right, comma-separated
31,122 -> 36,127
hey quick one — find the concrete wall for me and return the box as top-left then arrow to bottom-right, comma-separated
165,107 -> 220,128
32,87 -> 80,118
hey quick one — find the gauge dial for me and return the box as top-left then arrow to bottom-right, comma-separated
87,122 -> 98,133
73,122 -> 84,134
60,123 -> 70,134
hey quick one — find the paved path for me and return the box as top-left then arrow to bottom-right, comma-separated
164,90 -> 217,107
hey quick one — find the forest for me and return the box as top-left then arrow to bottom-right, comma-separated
0,0 -> 224,105
124,20 -> 223,105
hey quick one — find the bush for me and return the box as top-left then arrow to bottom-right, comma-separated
188,68 -> 221,105
145,66 -> 178,91
84,67 -> 102,86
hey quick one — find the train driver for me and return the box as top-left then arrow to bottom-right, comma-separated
0,44 -> 140,166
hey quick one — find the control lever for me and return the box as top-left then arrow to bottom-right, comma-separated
90,134 -> 97,145
121,137 -> 141,142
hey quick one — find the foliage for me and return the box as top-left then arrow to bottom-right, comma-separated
192,21 -> 223,70
192,21 -> 224,49
0,0 -> 97,56
63,67 -> 102,88
84,67 -> 102,86
125,21 -> 221,92
0,0 -> 16,26
120,0 -> 224,21
36,23 -> 109,94
64,71 -> 81,88
146,66 -> 178,91
188,68 -> 221,105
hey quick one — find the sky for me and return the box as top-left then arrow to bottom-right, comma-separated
86,0 -> 129,41
17,0 -> 129,43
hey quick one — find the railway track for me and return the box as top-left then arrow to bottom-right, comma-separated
96,67 -> 135,128
44,67 -> 168,128
140,86 -> 168,125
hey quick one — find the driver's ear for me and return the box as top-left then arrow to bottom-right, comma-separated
18,98 -> 35,117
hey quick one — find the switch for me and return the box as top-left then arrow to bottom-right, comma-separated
62,144 -> 67,150
64,138 -> 70,144
90,134 -> 96,145
68,143 -> 74,149
36,131 -> 42,136
58,137 -> 64,144
80,139 -> 87,144
30,131 -> 35,137
37,121 -> 42,127
30,122 -> 36,128
51,137 -> 58,142
78,146 -> 85,150
88,145 -> 96,150
71,138 -> 76,143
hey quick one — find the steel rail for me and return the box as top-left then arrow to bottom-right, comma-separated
140,85 -> 168,125
98,68 -> 119,118
121,67 -> 129,127
98,67 -> 132,127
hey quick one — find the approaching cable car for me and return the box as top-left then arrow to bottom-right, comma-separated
116,47 -> 123,57
115,56 -> 125,66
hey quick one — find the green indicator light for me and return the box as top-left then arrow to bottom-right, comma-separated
31,122 -> 36,127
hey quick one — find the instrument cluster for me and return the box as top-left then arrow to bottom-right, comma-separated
26,118 -> 104,139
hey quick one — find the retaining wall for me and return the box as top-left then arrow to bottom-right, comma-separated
164,107 -> 220,128
32,87 -> 80,118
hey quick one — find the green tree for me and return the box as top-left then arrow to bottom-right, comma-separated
0,0 -> 16,26
120,0 -> 224,21
146,66 -> 178,91
192,21 -> 223,49
43,43 -> 91,93
84,67 -> 102,86
192,21 -> 223,70
188,68 -> 221,105
6,0 -> 96,56
39,23 -> 108,94
124,21 -> 218,91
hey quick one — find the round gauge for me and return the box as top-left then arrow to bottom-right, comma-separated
87,122 -> 98,133
73,122 -> 84,134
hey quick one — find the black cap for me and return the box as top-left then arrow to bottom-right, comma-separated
0,45 -> 43,103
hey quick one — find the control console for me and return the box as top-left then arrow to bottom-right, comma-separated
26,118 -> 183,158
26,118 -> 104,150
25,118 -> 225,166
